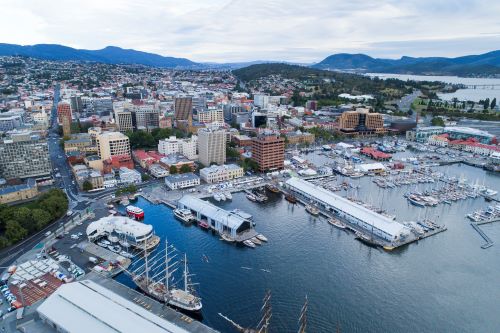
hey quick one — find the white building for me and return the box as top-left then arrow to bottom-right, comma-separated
198,128 -> 226,166
286,177 -> 410,242
158,135 -> 198,160
164,173 -> 200,190
96,132 -> 131,160
37,280 -> 194,333
198,108 -> 224,123
103,173 -> 117,188
119,167 -> 141,184
149,164 -> 169,178
199,164 -> 244,183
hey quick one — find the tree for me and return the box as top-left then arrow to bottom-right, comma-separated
169,165 -> 178,174
31,209 -> 52,230
141,174 -> 151,182
5,220 -> 28,243
491,98 -> 497,109
431,117 -> 445,126
179,164 -> 192,174
82,180 -> 93,191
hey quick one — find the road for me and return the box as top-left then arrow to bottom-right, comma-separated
397,89 -> 421,112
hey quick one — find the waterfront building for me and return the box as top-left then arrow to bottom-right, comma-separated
407,126 -> 496,144
164,173 -> 200,190
119,167 -> 141,184
355,163 -> 386,174
86,215 -> 159,250
360,147 -> 392,161
285,177 -> 410,242
198,128 -> 226,166
178,195 -> 254,239
174,97 -> 193,120
0,132 -> 51,180
406,126 -> 444,142
199,164 -> 244,183
96,132 -> 131,161
0,178 -> 38,204
338,108 -> 386,135
251,134 -> 285,172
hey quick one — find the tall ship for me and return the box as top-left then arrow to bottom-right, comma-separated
127,240 -> 202,313
126,205 -> 145,220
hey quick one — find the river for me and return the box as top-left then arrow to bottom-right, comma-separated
367,73 -> 500,102
114,160 -> 500,332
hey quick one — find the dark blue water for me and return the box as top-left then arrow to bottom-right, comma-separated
115,163 -> 500,333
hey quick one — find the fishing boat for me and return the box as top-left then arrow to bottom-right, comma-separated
256,234 -> 268,242
305,204 -> 319,216
173,208 -> 195,224
266,183 -> 280,193
127,240 -> 202,313
243,240 -> 256,248
285,193 -> 297,203
328,217 -> 346,229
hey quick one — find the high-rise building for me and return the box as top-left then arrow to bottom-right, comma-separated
70,96 -> 83,114
62,114 -> 71,137
174,97 -> 193,120
251,134 -> 285,172
223,104 -> 243,121
198,128 -> 226,166
253,94 -> 269,109
0,132 -> 51,180
198,108 -> 224,123
114,110 -> 135,133
57,101 -> 72,124
96,132 -> 131,161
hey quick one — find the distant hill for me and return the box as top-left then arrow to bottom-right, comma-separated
232,63 -> 337,82
0,43 -> 198,68
313,51 -> 500,76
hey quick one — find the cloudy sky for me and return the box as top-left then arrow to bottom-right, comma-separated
2,0 -> 500,63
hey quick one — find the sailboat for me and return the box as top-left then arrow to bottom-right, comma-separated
125,240 -> 202,313
355,219 -> 379,248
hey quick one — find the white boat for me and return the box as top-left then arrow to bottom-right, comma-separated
220,233 -> 235,242
219,193 -> 226,201
213,193 -> 222,201
256,234 -> 268,242
224,191 -> 232,200
250,237 -> 262,245
243,240 -> 256,248
119,251 -> 134,259
108,245 -> 122,253
246,193 -> 257,202
328,217 -> 347,229
173,208 -> 194,224
305,204 -> 320,216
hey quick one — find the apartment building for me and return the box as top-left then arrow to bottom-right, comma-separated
197,108 -> 224,123
0,132 -> 51,180
158,135 -> 198,160
251,134 -> 285,172
96,132 -> 131,161
198,128 -> 226,166
174,97 -> 193,120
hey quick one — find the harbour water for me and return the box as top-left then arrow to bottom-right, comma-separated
367,73 -> 500,102
115,161 -> 500,332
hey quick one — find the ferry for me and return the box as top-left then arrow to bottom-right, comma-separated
173,208 -> 195,224
126,205 -> 144,220
305,204 -> 319,216
328,217 -> 347,229
285,193 -> 297,204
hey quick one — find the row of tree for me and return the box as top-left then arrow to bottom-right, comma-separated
0,189 -> 68,249
126,128 -> 188,149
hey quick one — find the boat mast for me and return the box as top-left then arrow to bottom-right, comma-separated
184,253 -> 188,292
298,295 -> 308,333
165,239 -> 169,291
144,239 -> 149,287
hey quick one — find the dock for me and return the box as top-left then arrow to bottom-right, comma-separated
470,223 -> 494,249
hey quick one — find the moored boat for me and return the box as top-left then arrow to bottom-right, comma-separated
250,237 -> 262,245
224,191 -> 232,200
305,204 -> 319,216
285,193 -> 297,203
355,232 -> 379,247
126,205 -> 145,220
220,233 -> 235,242
243,240 -> 256,248
198,219 -> 210,229
246,193 -> 257,202
266,183 -> 280,193
328,217 -> 347,229
256,234 -> 268,242
173,208 -> 195,224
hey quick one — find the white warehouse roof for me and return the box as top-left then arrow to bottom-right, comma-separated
286,177 -> 407,237
37,280 -> 190,333
86,215 -> 152,238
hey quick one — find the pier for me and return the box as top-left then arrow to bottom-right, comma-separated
470,223 -> 494,249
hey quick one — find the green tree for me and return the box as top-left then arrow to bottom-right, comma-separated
31,209 -> 52,230
141,174 -> 151,181
82,180 -> 93,191
431,117 -> 445,126
169,165 -> 178,174
179,164 -> 192,174
491,98 -> 497,109
5,220 -> 28,243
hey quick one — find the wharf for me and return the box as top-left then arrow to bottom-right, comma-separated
475,217 -> 500,225
470,223 -> 494,249
78,241 -> 131,277
86,272 -> 219,333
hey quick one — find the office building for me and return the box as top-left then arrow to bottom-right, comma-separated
70,95 -> 83,113
57,101 -> 72,124
251,134 -> 285,172
200,164 -> 244,183
62,113 -> 72,137
164,173 -> 200,190
198,108 -> 224,123
338,108 -> 385,134
198,128 -> 226,166
114,109 -> 134,132
223,104 -> 243,121
0,132 -> 51,180
174,97 -> 193,120
96,132 -> 131,161
158,136 -> 198,160
253,94 -> 269,108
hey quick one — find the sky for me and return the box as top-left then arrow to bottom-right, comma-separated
2,0 -> 500,63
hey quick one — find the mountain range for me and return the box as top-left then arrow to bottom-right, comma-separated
1,43 -> 500,76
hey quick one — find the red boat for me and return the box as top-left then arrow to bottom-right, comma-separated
126,205 -> 144,220
198,219 -> 210,229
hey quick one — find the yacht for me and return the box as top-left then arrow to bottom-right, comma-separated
246,193 -> 257,202
224,191 -> 233,200
328,217 -> 347,229
256,234 -> 268,242
250,237 -> 262,245
173,208 -> 195,224
243,240 -> 256,248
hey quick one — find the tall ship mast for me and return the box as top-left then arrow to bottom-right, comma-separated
219,290 -> 272,333
298,295 -> 308,333
124,239 -> 202,313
